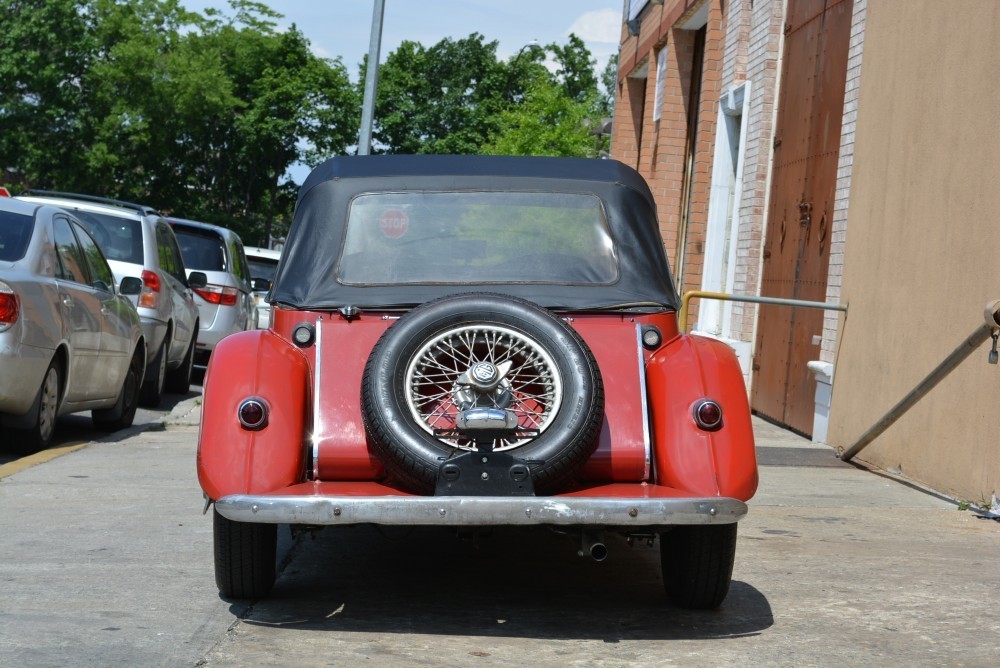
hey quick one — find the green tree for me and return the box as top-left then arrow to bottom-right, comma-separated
485,35 -> 610,159
180,5 -> 358,242
484,77 -> 599,158
0,0 -> 357,244
371,33 -> 508,154
599,53 -> 619,117
0,0 -> 96,188
546,34 -> 598,103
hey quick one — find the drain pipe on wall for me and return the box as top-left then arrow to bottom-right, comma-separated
840,300 -> 1000,462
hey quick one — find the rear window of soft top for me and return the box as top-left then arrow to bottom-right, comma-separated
337,191 -> 619,286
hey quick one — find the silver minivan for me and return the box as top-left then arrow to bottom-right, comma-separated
0,197 -> 146,452
168,218 -> 256,364
17,192 -> 204,407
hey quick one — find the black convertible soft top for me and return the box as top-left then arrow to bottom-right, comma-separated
270,155 -> 679,312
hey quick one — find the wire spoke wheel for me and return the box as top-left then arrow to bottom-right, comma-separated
404,324 -> 562,451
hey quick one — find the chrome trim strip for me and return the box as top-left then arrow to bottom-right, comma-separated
312,316 -> 322,480
215,494 -> 747,527
636,324 -> 652,481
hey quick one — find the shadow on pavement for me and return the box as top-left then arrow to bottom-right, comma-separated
0,384 -> 203,466
233,524 -> 773,641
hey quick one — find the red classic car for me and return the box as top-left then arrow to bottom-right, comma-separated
197,155 -> 757,609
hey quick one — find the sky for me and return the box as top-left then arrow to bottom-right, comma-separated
179,0 -> 626,182
182,0 -> 625,79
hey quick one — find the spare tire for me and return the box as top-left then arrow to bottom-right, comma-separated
361,293 -> 604,494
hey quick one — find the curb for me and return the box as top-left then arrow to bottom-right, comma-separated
161,395 -> 203,427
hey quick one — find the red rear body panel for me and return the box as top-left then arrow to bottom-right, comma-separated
647,333 -> 758,500
312,316 -> 389,480
197,328 -> 310,501
197,307 -> 757,503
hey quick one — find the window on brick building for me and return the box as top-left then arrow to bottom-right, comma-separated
699,82 -> 750,337
653,46 -> 668,122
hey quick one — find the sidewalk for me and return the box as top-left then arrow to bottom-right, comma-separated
740,417 -> 1000,664
0,396 -> 231,668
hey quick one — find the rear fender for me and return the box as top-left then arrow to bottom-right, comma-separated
646,334 -> 757,501
197,330 -> 310,500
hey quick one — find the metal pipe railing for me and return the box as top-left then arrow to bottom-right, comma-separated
678,290 -> 847,334
840,300 -> 1000,462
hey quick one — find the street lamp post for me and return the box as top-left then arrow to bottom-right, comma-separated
358,0 -> 386,156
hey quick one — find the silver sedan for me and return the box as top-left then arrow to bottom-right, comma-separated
0,198 -> 146,454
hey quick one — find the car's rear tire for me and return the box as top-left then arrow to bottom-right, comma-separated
92,349 -> 144,432
213,509 -> 277,599
361,293 -> 604,494
5,360 -> 61,455
165,331 -> 196,394
140,341 -> 167,407
660,524 -> 738,609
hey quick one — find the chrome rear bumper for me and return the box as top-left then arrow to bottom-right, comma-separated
214,493 -> 747,527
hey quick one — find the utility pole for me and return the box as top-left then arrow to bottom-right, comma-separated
358,0 -> 386,155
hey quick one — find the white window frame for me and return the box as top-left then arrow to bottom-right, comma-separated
652,46 -> 668,122
698,82 -> 751,338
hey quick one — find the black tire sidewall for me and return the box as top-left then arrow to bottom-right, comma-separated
94,349 -> 142,431
362,293 -> 604,493
139,342 -> 166,407
8,360 -> 60,454
660,524 -> 738,609
165,333 -> 195,394
212,509 -> 276,599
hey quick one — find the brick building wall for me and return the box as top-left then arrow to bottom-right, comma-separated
677,4 -> 725,295
610,0 -> 727,315
821,0 -> 867,365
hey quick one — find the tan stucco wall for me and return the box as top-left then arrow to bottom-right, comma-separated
827,0 -> 1000,502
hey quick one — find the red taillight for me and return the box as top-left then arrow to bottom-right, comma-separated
238,397 -> 268,430
693,399 -> 724,431
141,270 -> 161,292
0,187 -> 11,197
194,284 -> 239,306
0,282 -> 19,328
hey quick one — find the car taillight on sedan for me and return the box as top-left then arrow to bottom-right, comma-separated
0,281 -> 18,331
139,270 -> 160,308
194,284 -> 239,306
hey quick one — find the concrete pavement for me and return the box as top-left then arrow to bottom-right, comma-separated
1,399 -> 998,666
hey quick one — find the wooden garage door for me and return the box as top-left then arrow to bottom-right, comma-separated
751,0 -> 853,436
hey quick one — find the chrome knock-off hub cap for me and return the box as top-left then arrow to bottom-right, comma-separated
404,324 -> 562,451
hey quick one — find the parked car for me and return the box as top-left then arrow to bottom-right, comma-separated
0,197 -> 146,453
168,218 -> 256,365
16,192 -> 204,407
198,156 -> 758,608
243,246 -> 280,328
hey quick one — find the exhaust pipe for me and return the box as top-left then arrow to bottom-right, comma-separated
578,531 -> 608,562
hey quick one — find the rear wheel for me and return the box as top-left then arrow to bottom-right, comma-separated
7,360 -> 61,455
140,341 -> 167,407
660,524 -> 738,609
213,508 -> 277,599
92,349 -> 143,432
165,331 -> 196,394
